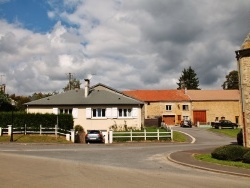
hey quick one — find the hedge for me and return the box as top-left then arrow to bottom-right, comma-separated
211,145 -> 250,162
0,112 -> 73,130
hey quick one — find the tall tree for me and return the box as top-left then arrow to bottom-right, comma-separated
177,66 -> 200,90
63,78 -> 81,92
222,70 -> 239,90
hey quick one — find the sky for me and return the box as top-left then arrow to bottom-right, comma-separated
0,0 -> 249,96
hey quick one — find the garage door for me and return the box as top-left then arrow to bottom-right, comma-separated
193,110 -> 206,125
162,115 -> 175,125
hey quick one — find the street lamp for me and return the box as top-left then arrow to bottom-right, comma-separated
10,100 -> 15,142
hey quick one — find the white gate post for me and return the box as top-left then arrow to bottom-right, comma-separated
66,134 -> 70,141
25,124 -> 27,135
171,129 -> 173,141
109,130 -> 113,144
197,121 -> 200,127
0,127 -> 2,136
130,130 -> 132,141
40,125 -> 42,135
70,129 -> 75,143
8,125 -> 12,136
144,129 -> 146,141
157,129 -> 159,140
55,125 -> 58,138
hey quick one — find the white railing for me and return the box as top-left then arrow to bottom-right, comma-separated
111,129 -> 173,142
0,125 -> 75,142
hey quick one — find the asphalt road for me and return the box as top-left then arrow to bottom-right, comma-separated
0,127 -> 249,188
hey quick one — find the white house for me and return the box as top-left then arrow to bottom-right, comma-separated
25,79 -> 144,132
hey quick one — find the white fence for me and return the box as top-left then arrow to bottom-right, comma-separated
110,129 -> 173,143
0,125 -> 75,142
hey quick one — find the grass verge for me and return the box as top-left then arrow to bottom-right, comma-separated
208,128 -> 240,138
194,153 -> 250,169
0,134 -> 72,144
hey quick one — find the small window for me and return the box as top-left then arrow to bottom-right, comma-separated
235,116 -> 239,124
59,108 -> 73,114
166,105 -> 172,111
93,108 -> 106,117
118,109 -> 132,117
182,105 -> 189,111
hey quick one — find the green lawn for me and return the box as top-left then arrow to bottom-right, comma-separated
208,128 -> 240,137
0,134 -> 72,144
194,153 -> 250,169
113,127 -> 187,142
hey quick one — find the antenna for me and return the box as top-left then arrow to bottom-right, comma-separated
66,73 -> 74,90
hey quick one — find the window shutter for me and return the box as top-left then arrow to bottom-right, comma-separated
132,108 -> 138,118
86,108 -> 92,119
112,107 -> 118,118
53,108 -> 59,115
106,108 -> 112,118
72,108 -> 78,119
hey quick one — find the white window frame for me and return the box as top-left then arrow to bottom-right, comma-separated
182,105 -> 189,111
59,108 -> 73,115
118,108 -> 132,118
92,108 -> 106,118
166,105 -> 172,111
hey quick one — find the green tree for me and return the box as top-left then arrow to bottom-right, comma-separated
177,66 -> 200,90
63,78 -> 81,92
222,70 -> 239,90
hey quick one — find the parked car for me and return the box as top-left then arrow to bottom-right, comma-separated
85,130 -> 104,143
211,120 -> 238,129
180,120 -> 192,128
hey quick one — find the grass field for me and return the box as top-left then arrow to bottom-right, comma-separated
208,128 -> 240,137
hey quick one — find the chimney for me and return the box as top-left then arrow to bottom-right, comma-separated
84,79 -> 90,97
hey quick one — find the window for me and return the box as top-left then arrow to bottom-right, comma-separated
118,109 -> 132,117
235,116 -> 239,124
182,105 -> 189,111
60,108 -> 72,114
183,116 -> 189,120
93,108 -> 106,117
166,105 -> 172,111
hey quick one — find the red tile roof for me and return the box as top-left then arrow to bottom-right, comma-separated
123,90 -> 190,102
186,90 -> 240,101
123,89 -> 240,102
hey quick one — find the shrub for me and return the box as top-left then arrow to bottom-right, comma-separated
243,150 -> 250,164
237,129 -> 243,145
211,145 -> 248,161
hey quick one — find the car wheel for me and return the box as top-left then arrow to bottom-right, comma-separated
219,126 -> 222,129
233,126 -> 237,129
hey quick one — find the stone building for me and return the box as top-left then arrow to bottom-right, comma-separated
236,32 -> 250,147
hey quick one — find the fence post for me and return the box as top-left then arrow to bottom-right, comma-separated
70,129 -> 75,143
55,125 -> 58,138
171,129 -> 173,141
144,129 -> 146,141
66,133 -> 70,141
157,129 -> 159,140
130,129 -> 132,141
109,130 -> 113,144
40,125 -> 42,135
197,121 -> 200,127
8,125 -> 12,136
25,124 -> 26,135
0,127 -> 2,136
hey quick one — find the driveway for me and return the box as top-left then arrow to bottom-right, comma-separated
0,127 -> 249,188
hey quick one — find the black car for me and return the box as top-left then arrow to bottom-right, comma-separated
85,130 -> 104,143
180,120 -> 192,128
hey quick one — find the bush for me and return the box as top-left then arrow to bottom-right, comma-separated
243,150 -> 250,164
237,129 -> 243,145
211,145 -> 248,161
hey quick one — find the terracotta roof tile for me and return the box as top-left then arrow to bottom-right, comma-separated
123,90 -> 190,102
186,90 -> 240,101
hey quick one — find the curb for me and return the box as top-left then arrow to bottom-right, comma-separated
167,152 -> 250,178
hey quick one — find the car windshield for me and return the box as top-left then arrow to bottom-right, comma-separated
88,130 -> 100,134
